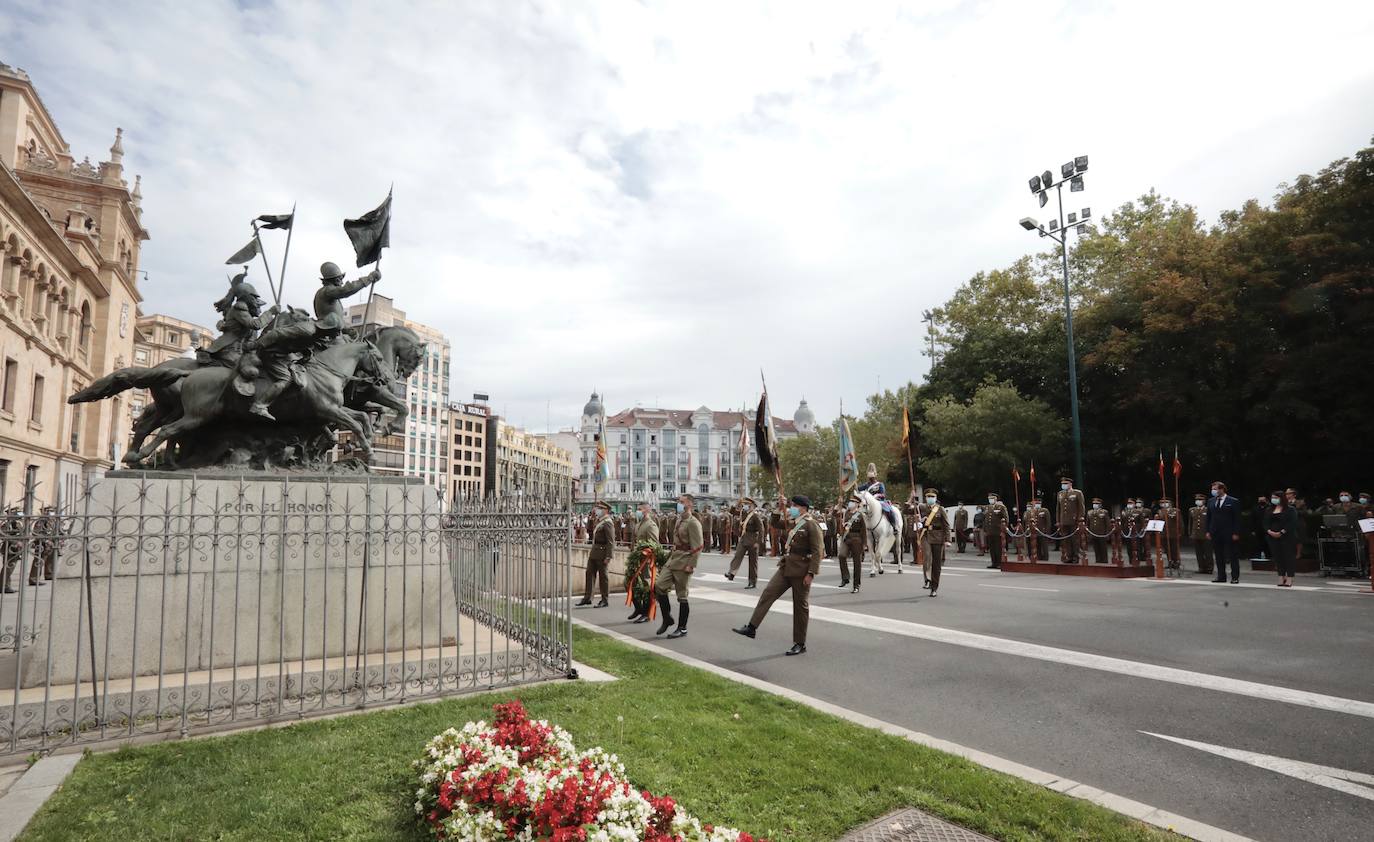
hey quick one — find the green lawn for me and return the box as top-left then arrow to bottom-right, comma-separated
19,628 -> 1174,841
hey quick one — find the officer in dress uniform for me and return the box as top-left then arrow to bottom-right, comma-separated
1056,476 -> 1087,564
578,501 -> 614,607
984,493 -> 1008,568
953,504 -> 969,554
921,488 -> 950,596
733,495 -> 823,656
726,497 -> 764,588
1086,497 -> 1112,564
654,494 -> 703,639
1188,493 -> 1214,574
838,498 -> 865,592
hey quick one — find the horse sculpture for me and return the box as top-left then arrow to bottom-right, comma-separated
69,325 -> 426,470
855,489 -> 903,577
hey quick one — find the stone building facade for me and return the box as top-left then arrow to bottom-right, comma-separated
446,400 -> 488,503
0,63 -> 147,507
573,392 -> 815,510
484,418 -> 574,501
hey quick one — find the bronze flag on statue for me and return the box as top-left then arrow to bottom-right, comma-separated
224,237 -> 259,265
343,189 -> 392,267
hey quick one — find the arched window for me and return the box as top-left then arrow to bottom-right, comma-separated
79,301 -> 92,350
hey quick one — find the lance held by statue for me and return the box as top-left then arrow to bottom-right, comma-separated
67,194 -> 418,471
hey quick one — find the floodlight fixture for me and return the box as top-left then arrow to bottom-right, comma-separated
1039,192 -> 1049,208
1081,207 -> 1091,218
1070,175 -> 1084,192
1061,161 -> 1075,179
1067,212 -> 1077,223
1019,216 -> 1039,231
1048,219 -> 1059,231
1075,155 -> 1088,172
1042,170 -> 1053,188
1029,175 -> 1042,193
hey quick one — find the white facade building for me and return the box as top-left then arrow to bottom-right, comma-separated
573,392 -> 816,509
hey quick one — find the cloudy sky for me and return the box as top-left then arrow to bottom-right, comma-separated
5,0 -> 1372,432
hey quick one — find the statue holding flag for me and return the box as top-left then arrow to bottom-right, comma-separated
66,190 -> 425,471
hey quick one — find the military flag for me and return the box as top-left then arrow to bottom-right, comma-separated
344,188 -> 392,268
755,372 -> 782,492
1158,450 -> 1167,502
838,414 -> 858,495
901,404 -> 917,492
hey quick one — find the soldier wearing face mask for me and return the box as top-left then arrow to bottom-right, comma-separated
726,497 -> 764,589
921,489 -> 950,596
1119,499 -> 1139,564
1028,495 -> 1050,561
1158,498 -> 1182,568
839,498 -> 865,592
1086,497 -> 1112,564
1056,476 -> 1086,564
1189,494 -> 1214,574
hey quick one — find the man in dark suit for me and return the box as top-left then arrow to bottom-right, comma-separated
1205,480 -> 1242,583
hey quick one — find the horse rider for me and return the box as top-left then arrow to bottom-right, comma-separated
315,261 -> 380,343
202,270 -> 272,367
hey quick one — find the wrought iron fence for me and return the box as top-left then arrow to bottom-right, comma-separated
1,473 -> 573,759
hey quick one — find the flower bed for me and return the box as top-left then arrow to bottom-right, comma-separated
414,700 -> 765,841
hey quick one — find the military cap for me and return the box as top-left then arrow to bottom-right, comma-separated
924,487 -> 939,495
1059,475 -> 1073,483
790,494 -> 811,509
742,497 -> 756,506
1160,497 -> 1172,504
593,500 -> 611,511
1091,497 -> 1102,503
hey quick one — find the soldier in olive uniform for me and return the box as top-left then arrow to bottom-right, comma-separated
1029,497 -> 1050,561
984,493 -> 1008,569
733,495 -> 824,656
726,497 -> 765,589
1132,499 -> 1150,562
1188,494 -> 1214,574
1159,498 -> 1183,568
627,502 -> 661,622
654,494 -> 703,639
953,504 -> 969,554
823,505 -> 839,558
1086,497 -> 1112,564
1056,476 -> 1087,564
839,499 -> 865,592
921,488 -> 951,596
578,501 -> 614,607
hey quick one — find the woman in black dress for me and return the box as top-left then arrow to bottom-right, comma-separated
1264,490 -> 1299,587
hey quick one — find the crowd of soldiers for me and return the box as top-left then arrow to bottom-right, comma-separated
0,505 -> 63,594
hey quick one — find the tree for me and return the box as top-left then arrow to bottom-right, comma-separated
748,427 -> 841,507
918,381 -> 1067,502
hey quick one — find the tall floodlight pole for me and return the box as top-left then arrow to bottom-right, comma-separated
1019,155 -> 1092,489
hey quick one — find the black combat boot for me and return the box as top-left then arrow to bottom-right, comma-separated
655,594 -> 674,635
666,601 -> 689,639
633,597 -> 651,623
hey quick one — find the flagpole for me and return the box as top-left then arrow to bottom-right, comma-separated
1158,451 -> 1167,504
1012,464 -> 1021,514
251,221 -> 279,304
276,202 -> 296,307
760,370 -> 784,499
1173,445 -> 1180,508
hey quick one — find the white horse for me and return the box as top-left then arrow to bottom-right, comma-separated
855,489 -> 903,577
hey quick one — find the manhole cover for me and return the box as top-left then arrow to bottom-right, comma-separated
839,807 -> 997,842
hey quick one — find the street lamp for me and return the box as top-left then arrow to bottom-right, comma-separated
1019,155 -> 1092,489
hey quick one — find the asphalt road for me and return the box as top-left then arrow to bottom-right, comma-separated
574,548 -> 1374,842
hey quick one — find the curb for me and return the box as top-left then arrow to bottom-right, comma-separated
0,755 -> 81,842
572,616 -> 1254,842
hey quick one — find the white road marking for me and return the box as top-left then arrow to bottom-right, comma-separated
690,585 -> 1374,719
1142,732 -> 1374,802
575,617 -> 1257,842
1119,577 -> 1364,594
696,572 -> 844,590
979,583 -> 1060,593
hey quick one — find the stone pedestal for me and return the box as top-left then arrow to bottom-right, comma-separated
23,471 -> 461,689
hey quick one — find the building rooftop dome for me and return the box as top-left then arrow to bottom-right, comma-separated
583,391 -> 603,418
794,399 -> 816,426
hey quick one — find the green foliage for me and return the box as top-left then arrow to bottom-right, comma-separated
918,382 -> 1067,501
20,629 -> 1174,842
917,140 -> 1374,498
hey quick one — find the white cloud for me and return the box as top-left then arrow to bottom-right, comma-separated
5,0 -> 1372,432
